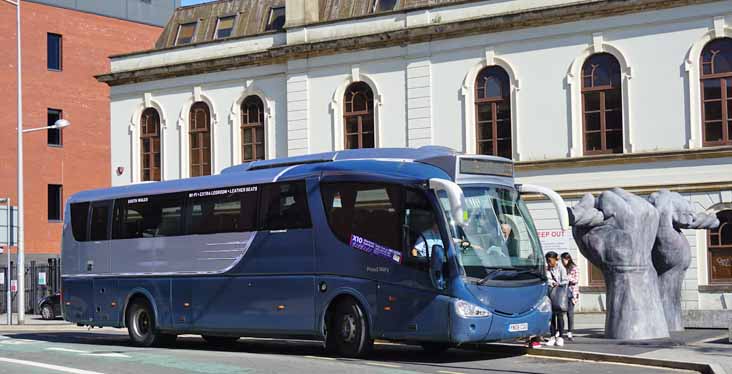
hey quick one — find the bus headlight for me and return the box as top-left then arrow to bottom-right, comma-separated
454,299 -> 492,318
535,296 -> 551,313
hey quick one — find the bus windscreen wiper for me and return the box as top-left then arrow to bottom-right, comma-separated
478,267 -> 544,284
477,267 -> 514,285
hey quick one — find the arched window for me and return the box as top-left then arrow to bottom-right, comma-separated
582,53 -> 623,155
241,96 -> 265,162
709,210 -> 732,283
700,38 -> 732,146
475,66 -> 511,158
343,82 -> 375,149
140,108 -> 161,181
189,102 -> 211,177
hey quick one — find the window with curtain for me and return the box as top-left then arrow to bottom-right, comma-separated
343,82 -> 375,149
700,38 -> 732,146
189,102 -> 211,177
475,66 -> 512,159
582,53 -> 623,155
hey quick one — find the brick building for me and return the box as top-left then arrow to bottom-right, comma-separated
0,0 -> 179,263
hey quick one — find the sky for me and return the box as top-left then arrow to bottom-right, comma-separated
181,0 -> 216,6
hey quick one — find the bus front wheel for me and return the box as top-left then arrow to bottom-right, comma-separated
326,298 -> 373,357
126,299 -> 175,347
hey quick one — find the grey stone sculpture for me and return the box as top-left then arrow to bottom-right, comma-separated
648,190 -> 719,332
570,188 -> 670,340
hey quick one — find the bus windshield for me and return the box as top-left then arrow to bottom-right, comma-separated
443,186 -> 544,281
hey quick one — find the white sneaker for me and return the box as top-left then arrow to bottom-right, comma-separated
567,332 -> 573,340
545,337 -> 556,346
555,331 -> 561,338
556,337 -> 564,347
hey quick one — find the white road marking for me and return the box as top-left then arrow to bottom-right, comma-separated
0,357 -> 105,374
0,339 -> 37,345
438,371 -> 468,374
47,347 -> 89,354
304,355 -> 336,361
365,362 -> 402,368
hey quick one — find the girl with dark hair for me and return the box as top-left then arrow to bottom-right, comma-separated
545,251 -> 568,346
561,252 -> 579,341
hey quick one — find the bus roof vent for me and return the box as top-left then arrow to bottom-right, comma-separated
221,152 -> 337,174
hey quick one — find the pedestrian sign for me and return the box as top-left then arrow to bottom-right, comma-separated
10,280 -> 17,293
38,272 -> 46,286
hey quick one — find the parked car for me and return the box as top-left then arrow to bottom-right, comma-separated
38,293 -> 61,320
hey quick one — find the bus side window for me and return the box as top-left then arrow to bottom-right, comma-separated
113,194 -> 184,239
89,201 -> 111,241
188,190 -> 257,234
320,182 -> 402,254
260,182 -> 311,230
70,202 -> 90,242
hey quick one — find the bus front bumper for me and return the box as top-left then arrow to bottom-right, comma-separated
450,300 -> 551,344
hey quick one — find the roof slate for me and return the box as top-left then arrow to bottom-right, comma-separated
157,0 -> 470,49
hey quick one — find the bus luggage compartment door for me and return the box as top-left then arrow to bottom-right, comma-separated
62,278 -> 93,324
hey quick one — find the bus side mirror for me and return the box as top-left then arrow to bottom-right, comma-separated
430,244 -> 446,290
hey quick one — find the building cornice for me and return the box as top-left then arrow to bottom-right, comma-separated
97,0 -> 722,86
515,146 -> 732,172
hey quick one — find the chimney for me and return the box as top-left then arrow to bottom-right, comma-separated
285,0 -> 319,28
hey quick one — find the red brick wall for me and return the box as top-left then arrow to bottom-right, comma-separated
0,1 -> 161,256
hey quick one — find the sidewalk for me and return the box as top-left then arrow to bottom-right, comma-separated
0,314 -> 80,332
532,313 -> 731,374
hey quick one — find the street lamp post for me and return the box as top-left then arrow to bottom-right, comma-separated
2,0 -> 24,325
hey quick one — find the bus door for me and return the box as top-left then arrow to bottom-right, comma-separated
240,180 -> 316,334
377,187 -> 449,340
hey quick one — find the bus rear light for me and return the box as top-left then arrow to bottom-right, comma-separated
383,306 -> 392,311
387,296 -> 397,302
65,301 -> 71,306
111,301 -> 117,308
277,305 -> 285,311
183,302 -> 190,308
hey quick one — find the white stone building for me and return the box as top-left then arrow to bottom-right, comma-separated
98,0 -> 732,312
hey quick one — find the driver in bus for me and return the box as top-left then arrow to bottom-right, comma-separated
411,222 -> 443,258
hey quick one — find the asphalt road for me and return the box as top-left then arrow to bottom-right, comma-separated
0,329 -> 694,374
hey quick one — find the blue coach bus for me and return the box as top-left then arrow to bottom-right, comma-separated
61,147 -> 568,356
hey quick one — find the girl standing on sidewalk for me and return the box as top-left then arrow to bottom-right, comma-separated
545,251 -> 568,347
562,252 -> 579,341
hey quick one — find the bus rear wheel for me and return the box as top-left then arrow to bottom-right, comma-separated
126,299 -> 175,347
202,335 -> 239,346
326,299 -> 373,357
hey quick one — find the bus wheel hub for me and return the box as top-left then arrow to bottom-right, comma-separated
340,315 -> 357,342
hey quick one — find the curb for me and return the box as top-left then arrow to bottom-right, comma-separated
465,343 -> 720,374
0,325 -> 85,333
526,347 -> 719,374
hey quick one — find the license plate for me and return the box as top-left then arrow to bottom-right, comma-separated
508,323 -> 528,332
